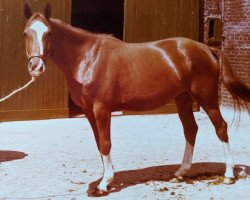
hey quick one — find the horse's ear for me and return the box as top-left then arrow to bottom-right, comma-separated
24,2 -> 32,19
44,3 -> 51,20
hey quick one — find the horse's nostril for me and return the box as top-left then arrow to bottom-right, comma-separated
39,64 -> 44,72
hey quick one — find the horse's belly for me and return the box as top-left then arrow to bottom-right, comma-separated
117,66 -> 184,111
118,87 -> 182,111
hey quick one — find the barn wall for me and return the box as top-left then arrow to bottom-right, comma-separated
124,0 -> 200,42
0,0 -> 71,121
203,0 -> 250,107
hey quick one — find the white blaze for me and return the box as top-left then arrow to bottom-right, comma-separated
30,20 -> 48,55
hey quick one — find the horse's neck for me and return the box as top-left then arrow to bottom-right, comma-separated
49,19 -> 96,74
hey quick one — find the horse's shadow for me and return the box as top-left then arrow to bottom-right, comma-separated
87,162 -> 250,197
0,150 -> 28,162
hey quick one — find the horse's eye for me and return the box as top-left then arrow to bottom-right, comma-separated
23,32 -> 28,37
47,31 -> 52,37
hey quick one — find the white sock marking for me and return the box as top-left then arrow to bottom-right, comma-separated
98,154 -> 114,191
175,141 -> 194,176
222,142 -> 235,178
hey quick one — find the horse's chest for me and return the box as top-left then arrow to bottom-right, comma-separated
65,76 -> 84,107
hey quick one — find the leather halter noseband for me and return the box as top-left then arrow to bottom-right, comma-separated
27,47 -> 51,61
28,53 -> 44,61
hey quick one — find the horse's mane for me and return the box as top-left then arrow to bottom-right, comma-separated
50,18 -> 114,39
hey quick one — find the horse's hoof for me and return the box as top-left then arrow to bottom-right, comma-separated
238,170 -> 247,178
91,187 -> 109,197
223,177 -> 235,184
170,175 -> 184,183
107,184 -> 112,191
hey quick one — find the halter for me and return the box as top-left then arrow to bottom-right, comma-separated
28,53 -> 44,60
25,20 -> 52,62
27,47 -> 52,61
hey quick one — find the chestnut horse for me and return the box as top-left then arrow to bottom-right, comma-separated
23,3 -> 249,196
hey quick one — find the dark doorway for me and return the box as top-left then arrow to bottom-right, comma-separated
69,0 -> 124,117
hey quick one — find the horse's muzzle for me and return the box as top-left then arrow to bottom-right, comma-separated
28,57 -> 45,78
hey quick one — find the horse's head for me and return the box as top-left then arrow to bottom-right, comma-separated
23,3 -> 52,78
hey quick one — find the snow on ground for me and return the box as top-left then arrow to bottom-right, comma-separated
0,108 -> 249,200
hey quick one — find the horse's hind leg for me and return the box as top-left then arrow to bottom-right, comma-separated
202,104 -> 235,183
192,84 -> 235,184
171,92 -> 198,182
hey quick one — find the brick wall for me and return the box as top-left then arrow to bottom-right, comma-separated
203,0 -> 250,107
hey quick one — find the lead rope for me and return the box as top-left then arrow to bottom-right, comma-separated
0,77 -> 36,103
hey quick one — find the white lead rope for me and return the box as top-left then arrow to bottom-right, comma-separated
0,77 -> 36,103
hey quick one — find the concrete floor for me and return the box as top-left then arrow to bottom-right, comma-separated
0,108 -> 249,200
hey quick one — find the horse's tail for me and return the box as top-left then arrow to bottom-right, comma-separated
210,47 -> 250,114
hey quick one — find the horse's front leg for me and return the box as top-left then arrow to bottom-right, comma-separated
93,102 -> 114,195
84,109 -> 100,150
